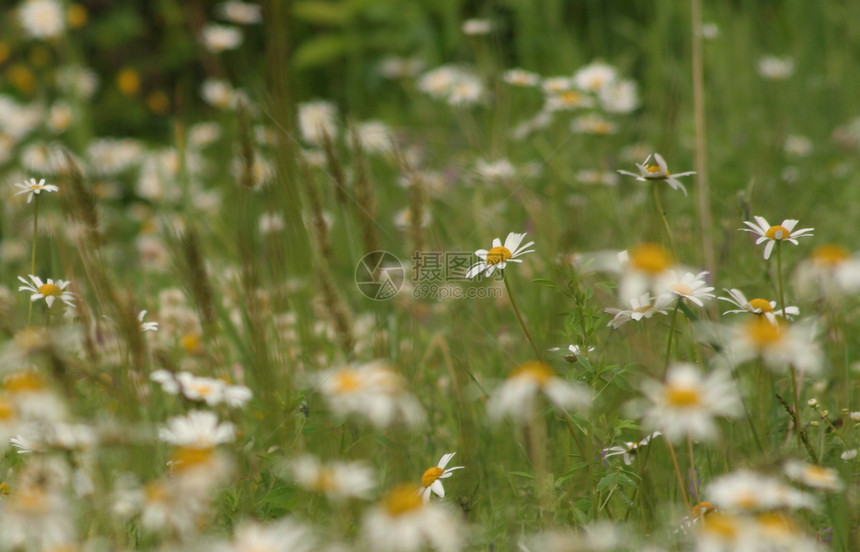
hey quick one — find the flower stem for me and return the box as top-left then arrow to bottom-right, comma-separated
26,200 -> 39,328
663,299 -> 681,377
652,182 -> 677,258
687,435 -> 699,504
666,433 -> 691,511
775,242 -> 803,451
503,272 -> 543,361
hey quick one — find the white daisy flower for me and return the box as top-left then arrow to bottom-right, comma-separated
487,360 -> 591,423
226,520 -> 317,552
138,310 -> 159,332
720,316 -> 823,374
635,363 -> 741,443
783,460 -> 843,491
465,232 -> 535,279
741,216 -> 814,260
793,244 -> 860,299
297,100 -> 338,144
363,484 -> 464,552
158,410 -> 235,448
706,469 -> 816,513
419,452 -> 464,503
602,431 -> 661,465
502,68 -> 540,87
288,455 -> 376,501
18,0 -> 65,40
217,1 -> 263,24
658,270 -> 715,307
758,55 -> 794,80
201,24 -> 243,53
13,178 -> 59,203
617,242 -> 677,302
17,275 -> 74,308
617,153 -> 696,196
573,60 -> 618,92
718,288 -> 798,323
605,292 -> 674,328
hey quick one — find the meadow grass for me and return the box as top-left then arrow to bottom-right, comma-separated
0,0 -> 859,550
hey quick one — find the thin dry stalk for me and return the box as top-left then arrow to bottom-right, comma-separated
298,160 -> 333,262
237,101 -> 257,190
180,227 -> 217,333
59,150 -> 100,248
316,266 -> 355,355
349,125 -> 379,253
322,129 -> 348,205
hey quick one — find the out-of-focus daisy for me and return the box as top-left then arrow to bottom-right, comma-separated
758,55 -> 794,80
617,153 -> 696,196
570,113 -> 617,135
783,460 -> 843,491
675,501 -> 717,535
465,232 -> 535,279
544,89 -> 594,111
287,455 -> 376,501
201,79 -> 237,109
720,316 -> 823,374
363,483 -> 464,552
634,363 -> 741,443
14,178 -> 59,203
793,244 -> 860,299
315,361 -> 425,429
541,76 -> 573,94
602,431 -> 661,465
741,216 -> 814,260
461,18 -> 491,35
297,100 -> 338,144
705,468 -> 815,513
150,370 -> 252,407
17,275 -> 74,308
138,310 -> 159,332
217,1 -> 263,24
573,60 -> 618,92
841,449 -> 857,461
419,452 -> 464,503
354,120 -> 393,155
201,24 -> 243,53
487,360 -> 591,423
658,270 -> 715,307
576,169 -> 619,187
784,134 -> 813,157
378,56 -> 425,79
617,242 -> 676,302
225,520 -> 317,552
502,68 -> 540,87
18,0 -> 65,39
599,79 -> 639,113
158,410 -> 235,448
605,292 -> 674,328
719,288 -> 798,323
473,158 -> 516,182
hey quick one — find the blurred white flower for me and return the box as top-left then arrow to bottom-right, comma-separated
288,455 -> 376,501
759,55 -> 794,80
18,0 -> 65,39
217,1 -> 263,24
462,18 -> 491,35
297,100 -> 338,144
487,360 -> 591,423
201,24 -> 243,53
573,61 -> 618,92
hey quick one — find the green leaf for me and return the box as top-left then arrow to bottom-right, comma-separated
293,1 -> 352,25
292,35 -> 349,69
508,471 -> 535,480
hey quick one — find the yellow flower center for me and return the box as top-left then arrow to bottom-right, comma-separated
421,466 -> 444,487
14,327 -> 48,351
4,372 -> 46,393
765,225 -> 790,240
0,396 -> 16,421
746,317 -> 784,347
692,501 -> 715,519
803,465 -> 834,485
313,469 -> 336,491
629,243 -> 672,274
811,244 -> 850,266
670,282 -> 694,296
486,246 -> 512,265
748,298 -> 773,313
559,91 -> 582,104
67,4 -> 88,28
144,481 -> 169,503
646,164 -> 661,174
190,382 -> 214,396
702,513 -> 740,539
180,333 -> 201,354
510,361 -> 554,386
11,487 -> 50,515
333,369 -> 362,393
664,385 -> 701,407
170,446 -> 215,472
382,484 -> 424,516
756,512 -> 798,537
37,283 -> 62,297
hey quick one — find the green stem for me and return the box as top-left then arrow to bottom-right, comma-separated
26,200 -> 39,328
775,241 -> 804,452
666,433 -> 691,511
503,272 -> 543,362
775,241 -> 787,317
652,182 -> 677,258
664,299 -> 681,376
